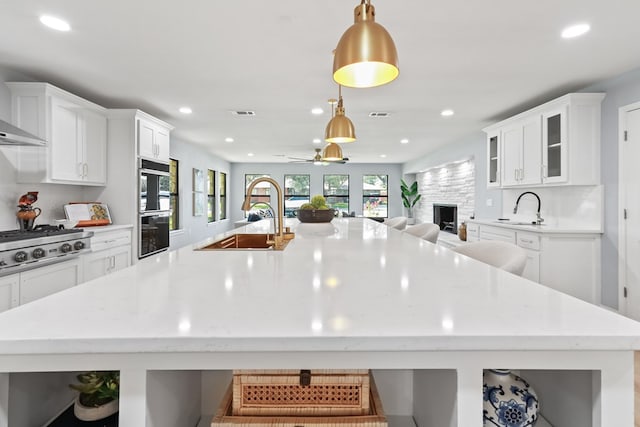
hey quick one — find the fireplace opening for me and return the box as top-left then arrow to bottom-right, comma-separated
433,204 -> 458,234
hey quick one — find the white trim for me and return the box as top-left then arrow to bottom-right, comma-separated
617,100 -> 640,315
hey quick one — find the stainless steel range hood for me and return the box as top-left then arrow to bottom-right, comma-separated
0,119 -> 46,146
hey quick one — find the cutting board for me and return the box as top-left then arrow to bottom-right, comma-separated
64,203 -> 112,227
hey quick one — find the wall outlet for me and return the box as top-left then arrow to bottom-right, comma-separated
486,198 -> 493,207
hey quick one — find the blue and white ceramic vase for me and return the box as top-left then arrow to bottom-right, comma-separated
483,369 -> 539,427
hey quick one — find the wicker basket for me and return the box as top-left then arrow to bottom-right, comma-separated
212,372 -> 386,427
231,370 -> 370,416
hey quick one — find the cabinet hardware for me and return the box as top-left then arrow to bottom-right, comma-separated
77,162 -> 83,177
624,287 -> 628,298
624,130 -> 628,142
624,209 -> 628,220
83,163 -> 88,178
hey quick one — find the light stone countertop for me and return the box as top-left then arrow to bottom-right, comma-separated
467,219 -> 603,234
0,218 -> 637,355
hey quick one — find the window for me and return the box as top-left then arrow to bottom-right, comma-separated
219,172 -> 227,220
207,169 -> 216,223
284,174 -> 310,217
245,174 -> 271,215
323,174 -> 349,215
169,158 -> 179,231
363,175 -> 388,218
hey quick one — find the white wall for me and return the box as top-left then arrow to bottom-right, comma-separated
229,162 -> 403,223
169,138 -> 232,249
402,134 -> 503,221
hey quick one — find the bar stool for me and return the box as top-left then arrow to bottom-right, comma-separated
451,241 -> 527,276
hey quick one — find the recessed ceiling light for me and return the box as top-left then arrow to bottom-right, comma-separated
179,107 -> 192,114
380,154 -> 387,158
561,23 -> 590,39
39,15 -> 71,32
400,139 -> 409,144
313,138 -> 321,144
441,109 -> 455,117
311,107 -> 324,115
247,152 -> 254,157
225,137 -> 234,143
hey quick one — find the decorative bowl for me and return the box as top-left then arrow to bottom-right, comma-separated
296,209 -> 335,223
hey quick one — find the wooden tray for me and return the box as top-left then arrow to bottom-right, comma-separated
212,373 -> 387,427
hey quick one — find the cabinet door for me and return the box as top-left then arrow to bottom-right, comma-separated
138,119 -> 156,159
542,107 -> 568,184
486,132 -> 500,188
82,110 -> 108,185
155,127 -> 171,162
110,246 -> 132,273
83,251 -> 110,282
521,249 -> 540,282
0,274 -> 19,313
20,259 -> 81,305
520,115 -> 542,185
501,124 -> 522,186
49,96 -> 83,182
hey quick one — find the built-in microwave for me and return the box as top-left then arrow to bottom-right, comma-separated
138,159 -> 171,258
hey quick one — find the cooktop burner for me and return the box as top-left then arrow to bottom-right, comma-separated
0,225 -> 84,244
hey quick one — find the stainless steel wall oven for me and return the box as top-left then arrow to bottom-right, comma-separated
139,159 -> 171,258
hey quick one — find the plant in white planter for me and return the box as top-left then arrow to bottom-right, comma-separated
400,179 -> 422,220
69,371 -> 119,421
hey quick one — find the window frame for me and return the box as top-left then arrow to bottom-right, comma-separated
219,172 -> 227,220
362,174 -> 389,218
207,169 -> 216,223
323,174 -> 350,215
284,174 -> 310,218
169,158 -> 179,231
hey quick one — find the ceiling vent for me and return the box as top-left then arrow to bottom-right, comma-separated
230,110 -> 256,116
369,112 -> 390,117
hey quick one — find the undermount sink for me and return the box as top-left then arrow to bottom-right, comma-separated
197,233 -> 276,250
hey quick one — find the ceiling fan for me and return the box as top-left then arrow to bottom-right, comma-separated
288,148 -> 349,165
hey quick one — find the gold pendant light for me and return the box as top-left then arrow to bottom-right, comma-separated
325,86 -> 356,143
333,0 -> 399,88
322,143 -> 344,161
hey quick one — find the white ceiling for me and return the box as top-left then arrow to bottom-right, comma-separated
2,0 -> 640,164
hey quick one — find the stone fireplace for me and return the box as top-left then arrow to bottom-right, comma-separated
433,204 -> 458,234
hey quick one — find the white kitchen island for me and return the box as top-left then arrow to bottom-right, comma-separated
0,218 -> 639,427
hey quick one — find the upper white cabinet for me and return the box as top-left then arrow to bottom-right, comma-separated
7,82 -> 108,186
484,93 -> 605,188
138,116 -> 172,162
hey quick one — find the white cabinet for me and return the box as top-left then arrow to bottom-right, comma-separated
501,115 -> 542,186
0,274 -> 19,313
468,221 -> 601,304
83,228 -> 132,282
484,93 -> 605,188
19,258 -> 82,305
486,132 -> 500,187
138,117 -> 171,162
7,82 -> 108,186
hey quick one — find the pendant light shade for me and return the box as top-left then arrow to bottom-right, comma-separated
325,87 -> 356,143
322,143 -> 344,161
333,0 -> 399,88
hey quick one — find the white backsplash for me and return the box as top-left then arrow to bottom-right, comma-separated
0,147 -> 86,230
413,158 -> 476,225
501,185 -> 603,229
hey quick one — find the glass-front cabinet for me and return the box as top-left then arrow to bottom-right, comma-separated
486,132 -> 500,187
541,106 -> 567,184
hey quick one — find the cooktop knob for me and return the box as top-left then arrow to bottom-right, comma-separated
32,248 -> 46,259
74,241 -> 85,250
60,243 -> 72,253
14,251 -> 28,262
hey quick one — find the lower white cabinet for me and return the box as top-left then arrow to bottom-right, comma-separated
0,274 -> 19,313
467,222 -> 601,304
19,258 -> 82,305
83,228 -> 132,282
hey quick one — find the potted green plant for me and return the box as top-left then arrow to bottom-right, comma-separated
296,195 -> 336,223
401,179 -> 422,222
69,371 -> 119,421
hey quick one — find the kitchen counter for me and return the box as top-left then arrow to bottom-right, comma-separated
0,218 -> 637,426
467,218 -> 602,234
